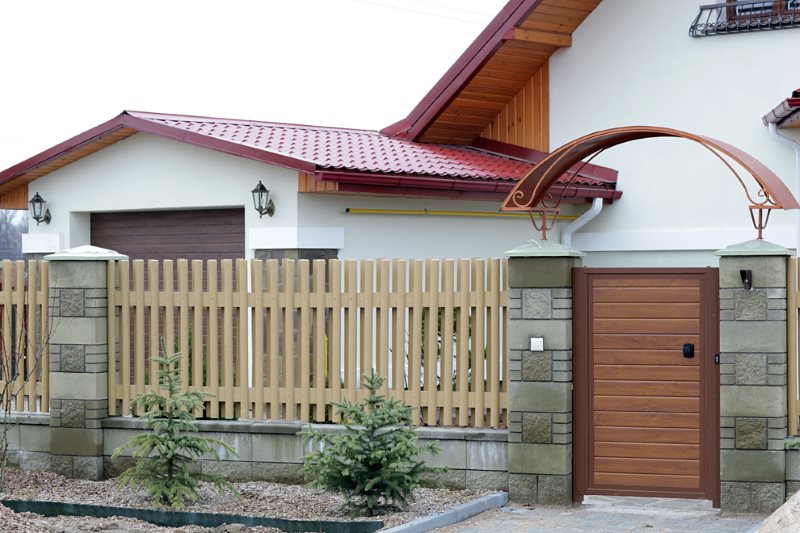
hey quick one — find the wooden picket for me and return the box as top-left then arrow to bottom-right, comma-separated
107,258 -> 508,427
0,260 -> 49,414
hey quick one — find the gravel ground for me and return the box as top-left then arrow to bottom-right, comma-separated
0,468 -> 492,532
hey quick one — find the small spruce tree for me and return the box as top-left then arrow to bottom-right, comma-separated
112,339 -> 238,509
301,371 -> 444,516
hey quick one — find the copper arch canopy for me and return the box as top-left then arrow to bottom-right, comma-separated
501,126 -> 800,216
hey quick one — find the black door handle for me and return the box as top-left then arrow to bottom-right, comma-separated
683,343 -> 695,358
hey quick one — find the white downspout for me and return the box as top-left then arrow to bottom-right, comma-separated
768,122 -> 800,256
561,196 -> 604,249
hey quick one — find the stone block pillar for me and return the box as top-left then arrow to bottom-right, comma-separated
505,240 -> 583,505
46,246 -> 126,479
717,240 -> 790,513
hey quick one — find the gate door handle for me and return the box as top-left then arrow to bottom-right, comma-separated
683,343 -> 695,358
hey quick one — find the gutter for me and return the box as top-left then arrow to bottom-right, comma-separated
561,197 -> 604,249
767,123 -> 800,256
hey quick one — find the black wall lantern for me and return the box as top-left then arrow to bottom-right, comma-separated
252,181 -> 275,218
29,192 -> 51,225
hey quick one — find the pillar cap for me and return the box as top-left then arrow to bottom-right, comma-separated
715,239 -> 793,257
505,239 -> 586,258
45,245 -> 128,261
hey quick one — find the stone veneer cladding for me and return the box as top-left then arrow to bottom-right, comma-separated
718,252 -> 789,513
507,256 -> 580,504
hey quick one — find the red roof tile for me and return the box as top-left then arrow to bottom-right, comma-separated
129,111 -> 533,182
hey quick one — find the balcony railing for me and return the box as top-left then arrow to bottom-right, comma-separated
690,0 -> 800,37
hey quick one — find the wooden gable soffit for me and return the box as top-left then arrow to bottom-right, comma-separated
0,183 -> 28,210
414,0 -> 600,146
506,28 -> 571,47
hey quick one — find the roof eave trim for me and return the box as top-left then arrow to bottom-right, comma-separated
380,0 -> 541,141
315,170 -> 620,200
762,98 -> 800,127
0,115 -> 129,187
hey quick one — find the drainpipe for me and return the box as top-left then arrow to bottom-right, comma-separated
560,197 -> 604,249
768,122 -> 800,256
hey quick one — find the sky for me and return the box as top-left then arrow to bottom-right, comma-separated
0,0 -> 508,171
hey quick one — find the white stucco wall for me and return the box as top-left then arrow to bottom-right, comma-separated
549,0 -> 800,267
296,193 -> 572,260
24,133 -> 299,257
23,132 -> 583,260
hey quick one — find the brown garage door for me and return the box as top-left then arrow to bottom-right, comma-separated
573,269 -> 719,505
90,208 -> 245,261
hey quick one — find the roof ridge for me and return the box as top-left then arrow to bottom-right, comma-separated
126,110 -> 383,135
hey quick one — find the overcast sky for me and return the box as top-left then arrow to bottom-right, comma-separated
0,0 -> 508,171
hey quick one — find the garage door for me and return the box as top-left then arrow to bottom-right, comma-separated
573,269 -> 719,505
90,209 -> 245,261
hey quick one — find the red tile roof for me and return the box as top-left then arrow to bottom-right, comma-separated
762,87 -> 800,128
130,111 -> 531,181
0,111 -> 621,202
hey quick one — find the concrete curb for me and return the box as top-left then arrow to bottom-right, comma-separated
384,492 -> 508,533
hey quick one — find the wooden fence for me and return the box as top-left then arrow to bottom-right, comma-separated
107,258 -> 509,427
0,260 -> 50,413
788,257 -> 799,435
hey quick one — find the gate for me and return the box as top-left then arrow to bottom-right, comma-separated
573,268 -> 719,503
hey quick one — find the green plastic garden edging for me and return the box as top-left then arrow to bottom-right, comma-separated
1,499 -> 383,532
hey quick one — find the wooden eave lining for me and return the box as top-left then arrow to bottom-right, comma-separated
419,0 -> 600,146
0,128 -> 137,195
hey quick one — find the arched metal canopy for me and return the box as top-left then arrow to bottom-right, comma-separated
501,126 -> 799,239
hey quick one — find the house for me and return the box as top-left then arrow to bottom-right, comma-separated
1,0 -> 800,513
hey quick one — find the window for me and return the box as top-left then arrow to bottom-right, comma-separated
689,0 -> 800,37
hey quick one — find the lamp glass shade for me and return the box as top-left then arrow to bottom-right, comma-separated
29,193 -> 45,220
252,181 -> 270,214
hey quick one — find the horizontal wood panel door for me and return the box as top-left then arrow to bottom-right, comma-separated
91,209 -> 245,262
574,268 -> 719,506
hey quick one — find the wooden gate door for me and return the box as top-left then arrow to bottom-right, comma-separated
573,268 -> 719,505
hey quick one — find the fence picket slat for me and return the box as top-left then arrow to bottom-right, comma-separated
442,260 -> 455,426
133,261 -> 146,410
424,259 -> 439,426
207,261 -> 220,418
329,260 -> 342,422
13,261 -> 25,409
472,259 -> 486,428
266,260 -> 280,419
252,260 -> 265,420
456,259 -> 470,426
376,260 -> 390,395
298,260 -> 311,421
392,260 -> 407,404
409,260 -> 423,419
177,260 -> 190,394
190,260 -> 204,417
488,258 -> 501,427
26,261 -> 36,411
147,261 -> 160,393
119,262 -> 131,416
236,259 -> 249,418
312,260 -> 326,421
360,260 -> 374,384
283,260 -> 296,420
344,261 -> 358,403
221,260 -> 235,419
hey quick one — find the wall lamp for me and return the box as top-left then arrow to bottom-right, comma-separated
29,192 -> 51,225
740,269 -> 753,290
252,181 -> 275,218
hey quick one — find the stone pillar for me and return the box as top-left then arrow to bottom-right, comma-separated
46,245 -> 126,479
505,240 -> 583,505
717,240 -> 790,513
